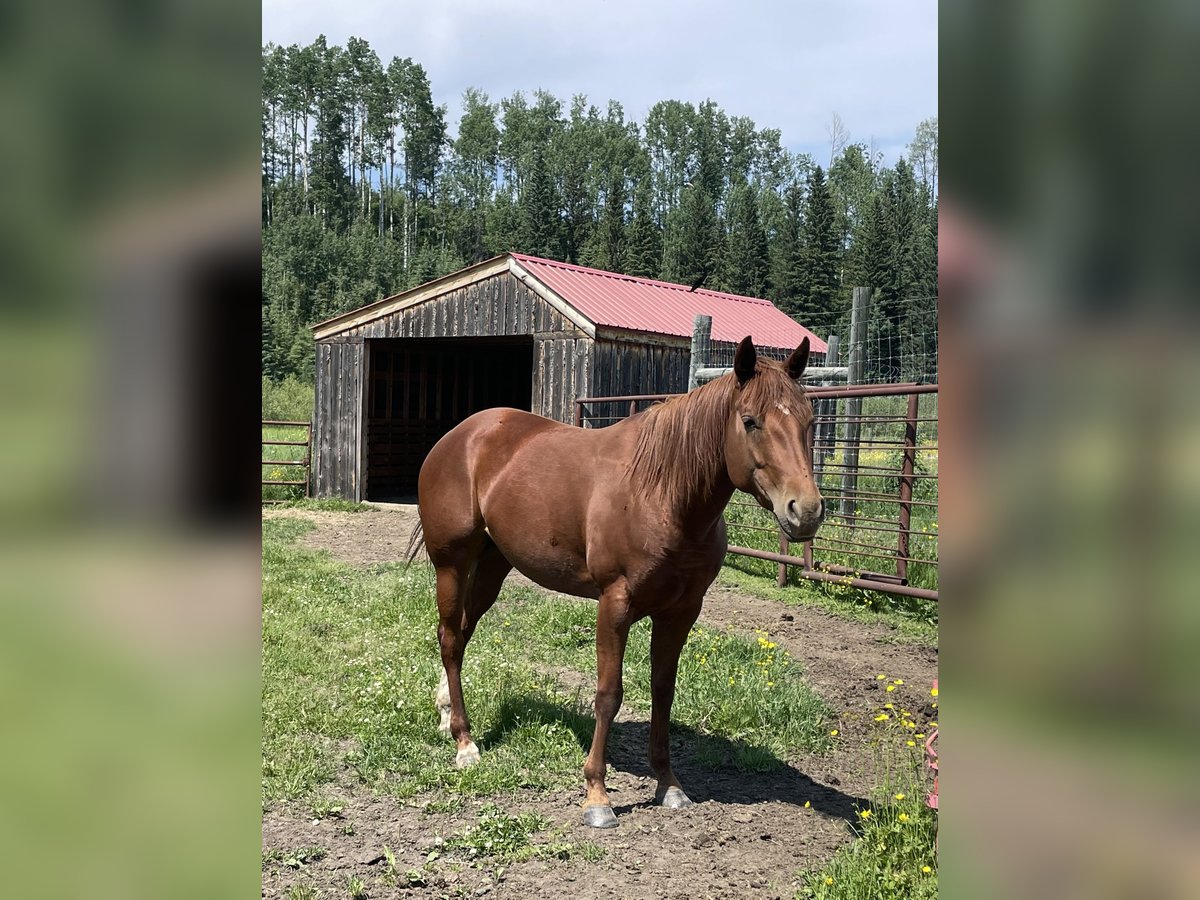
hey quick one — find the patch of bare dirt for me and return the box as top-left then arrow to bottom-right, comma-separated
262,505 -> 937,899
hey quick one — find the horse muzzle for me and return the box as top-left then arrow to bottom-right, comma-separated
776,496 -> 825,542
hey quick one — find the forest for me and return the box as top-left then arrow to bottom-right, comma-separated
262,36 -> 938,383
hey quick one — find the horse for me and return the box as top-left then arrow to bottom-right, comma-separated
408,336 -> 824,828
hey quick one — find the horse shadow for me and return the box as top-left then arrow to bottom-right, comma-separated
477,693 -> 868,826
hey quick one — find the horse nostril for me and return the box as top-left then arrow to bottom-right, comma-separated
787,499 -> 799,522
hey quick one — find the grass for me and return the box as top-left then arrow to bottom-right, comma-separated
261,518 -> 834,809
440,803 -> 606,865
797,786 -> 938,900
262,846 -> 328,869
717,565 -> 937,645
274,497 -> 374,513
796,677 -> 939,898
262,422 -> 311,503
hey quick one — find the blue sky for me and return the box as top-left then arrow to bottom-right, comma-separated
262,0 -> 936,168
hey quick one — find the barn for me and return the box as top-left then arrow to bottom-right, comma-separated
311,253 -> 827,501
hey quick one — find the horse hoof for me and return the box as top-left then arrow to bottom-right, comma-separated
656,786 -> 693,809
582,805 -> 619,829
455,742 -> 480,768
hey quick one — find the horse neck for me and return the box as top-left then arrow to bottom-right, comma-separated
636,380 -> 737,529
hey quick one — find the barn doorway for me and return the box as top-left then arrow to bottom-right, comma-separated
365,337 -> 534,499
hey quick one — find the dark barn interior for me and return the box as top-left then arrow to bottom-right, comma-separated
365,337 -> 533,498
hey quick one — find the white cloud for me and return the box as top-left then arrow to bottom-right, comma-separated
262,0 -> 936,165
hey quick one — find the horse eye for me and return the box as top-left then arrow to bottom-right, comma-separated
741,415 -> 759,431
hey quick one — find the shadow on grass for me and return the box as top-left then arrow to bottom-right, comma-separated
477,693 -> 867,827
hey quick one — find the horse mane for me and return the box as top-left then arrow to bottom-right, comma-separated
627,359 -> 799,513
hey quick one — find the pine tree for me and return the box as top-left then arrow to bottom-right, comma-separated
798,165 -> 840,321
517,147 -> 560,257
769,181 -> 805,315
624,173 -> 662,278
662,183 -> 719,286
722,182 -> 768,297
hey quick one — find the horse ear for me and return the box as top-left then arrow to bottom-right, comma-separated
734,336 -> 757,383
785,337 -> 810,380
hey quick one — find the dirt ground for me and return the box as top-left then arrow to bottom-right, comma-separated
262,505 -> 938,899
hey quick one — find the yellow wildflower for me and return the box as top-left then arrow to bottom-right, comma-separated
886,684 -> 896,692
884,703 -> 894,709
895,793 -> 905,800
931,721 -> 938,728
915,733 -> 925,738
930,686 -> 938,697
876,674 -> 886,680
893,679 -> 904,685
922,866 -> 932,874
804,800 -> 811,808
825,876 -> 834,885
767,681 -> 774,688
906,740 -> 916,747
829,729 -> 838,736
729,677 -> 735,685
874,714 -> 890,721
904,721 -> 916,729
899,813 -> 909,822
859,809 -> 872,819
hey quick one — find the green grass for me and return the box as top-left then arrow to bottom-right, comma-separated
262,846 -> 328,869
274,497 -> 374,513
796,763 -> 938,900
716,566 -> 937,645
439,803 -> 607,865
262,519 -> 834,808
471,584 -> 834,758
262,422 -> 311,502
796,676 -> 939,899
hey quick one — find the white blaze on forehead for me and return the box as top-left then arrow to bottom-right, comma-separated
775,402 -> 791,416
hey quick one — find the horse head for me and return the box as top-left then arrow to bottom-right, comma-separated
726,336 -> 826,542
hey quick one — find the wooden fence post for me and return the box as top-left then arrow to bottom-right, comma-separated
840,287 -> 869,522
688,315 -> 712,391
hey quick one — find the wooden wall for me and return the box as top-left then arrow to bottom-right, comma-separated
582,337 -> 690,425
315,272 -> 591,499
533,336 -> 591,422
314,339 -> 365,500
337,272 -> 581,340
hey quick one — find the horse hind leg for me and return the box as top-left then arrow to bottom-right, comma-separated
434,538 -> 513,766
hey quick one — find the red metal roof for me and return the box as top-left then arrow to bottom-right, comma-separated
512,253 -> 828,354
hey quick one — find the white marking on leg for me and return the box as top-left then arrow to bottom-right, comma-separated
435,671 -> 452,734
455,741 -> 480,768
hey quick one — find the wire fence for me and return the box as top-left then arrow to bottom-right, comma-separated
708,294 -> 939,385
573,383 -> 938,603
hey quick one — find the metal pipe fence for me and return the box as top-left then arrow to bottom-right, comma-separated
573,383 -> 938,601
262,420 -> 312,503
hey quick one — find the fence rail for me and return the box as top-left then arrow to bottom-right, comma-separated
573,383 -> 938,602
262,420 -> 312,502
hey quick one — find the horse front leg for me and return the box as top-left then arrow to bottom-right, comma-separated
582,593 -> 631,828
649,600 -> 702,809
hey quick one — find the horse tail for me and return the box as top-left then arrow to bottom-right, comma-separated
403,519 -> 425,567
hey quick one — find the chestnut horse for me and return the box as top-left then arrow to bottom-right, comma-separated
410,336 -> 824,828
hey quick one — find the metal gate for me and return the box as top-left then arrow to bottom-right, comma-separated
573,383 -> 938,601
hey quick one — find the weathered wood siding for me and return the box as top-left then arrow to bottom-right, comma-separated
314,272 -> 596,499
580,337 -> 690,425
314,339 -> 365,500
533,336 -> 592,422
337,272 -> 581,341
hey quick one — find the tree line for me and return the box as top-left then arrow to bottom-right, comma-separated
262,35 -> 938,382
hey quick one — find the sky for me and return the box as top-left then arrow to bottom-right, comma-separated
262,0 -> 936,168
